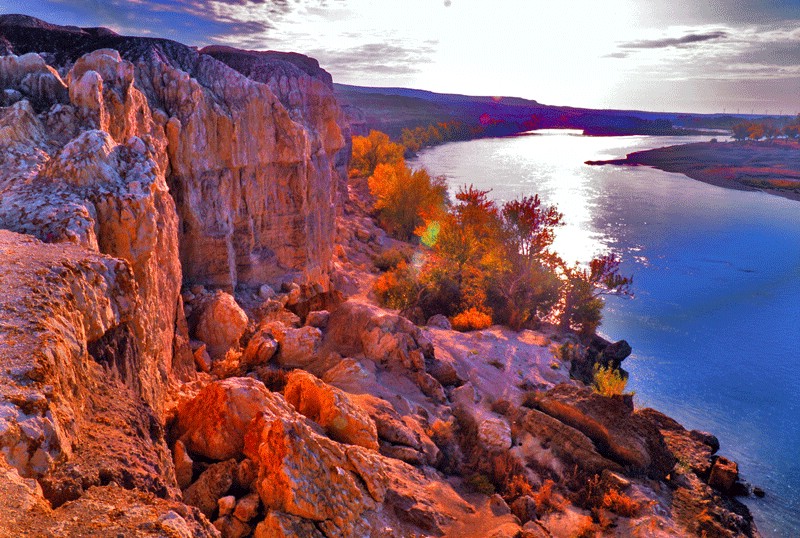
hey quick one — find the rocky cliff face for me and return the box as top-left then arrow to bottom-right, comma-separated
0,14 -> 347,294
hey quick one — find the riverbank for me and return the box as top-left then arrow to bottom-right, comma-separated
586,140 -> 800,202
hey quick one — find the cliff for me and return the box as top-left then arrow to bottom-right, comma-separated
0,14 -> 759,538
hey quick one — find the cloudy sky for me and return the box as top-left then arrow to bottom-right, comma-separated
4,0 -> 800,113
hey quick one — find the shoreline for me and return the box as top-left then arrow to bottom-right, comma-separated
586,140 -> 800,203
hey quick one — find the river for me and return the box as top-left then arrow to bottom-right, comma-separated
411,130 -> 800,537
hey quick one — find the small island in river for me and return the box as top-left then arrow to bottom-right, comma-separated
587,140 -> 800,202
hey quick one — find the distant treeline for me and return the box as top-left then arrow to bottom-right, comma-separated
731,116 -> 800,141
400,121 -> 484,153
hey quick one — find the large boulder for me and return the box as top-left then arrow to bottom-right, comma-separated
283,370 -> 379,450
195,292 -> 248,361
266,321 -> 322,369
174,377 -> 290,460
534,384 -> 675,479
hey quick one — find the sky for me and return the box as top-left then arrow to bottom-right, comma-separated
3,0 -> 800,114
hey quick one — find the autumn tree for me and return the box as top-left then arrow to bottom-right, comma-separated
560,254 -> 632,338
350,130 -> 405,178
492,195 -> 564,329
369,163 -> 447,240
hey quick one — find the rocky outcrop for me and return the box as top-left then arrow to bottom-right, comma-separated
0,231 -> 178,506
534,384 -> 675,479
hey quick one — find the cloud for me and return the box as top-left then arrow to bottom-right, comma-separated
603,51 -> 629,59
308,41 -> 438,77
620,30 -> 728,49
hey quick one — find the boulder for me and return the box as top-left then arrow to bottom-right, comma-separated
174,377 -> 291,460
284,370 -> 379,450
305,310 -> 330,329
427,314 -> 452,330
234,492 -> 261,522
241,328 -> 278,369
322,357 -> 377,394
195,292 -> 248,360
690,430 -> 720,454
708,456 -> 739,493
519,408 -> 624,476
324,301 -> 433,371
183,459 -> 237,518
477,417 -> 512,452
213,515 -> 251,538
427,357 -> 461,386
242,412 -> 375,532
535,384 -> 675,479
266,322 -> 322,369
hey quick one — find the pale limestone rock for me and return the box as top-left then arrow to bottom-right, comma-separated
195,292 -> 248,361
478,417 -> 513,452
284,370 -> 379,450
321,357 -> 377,394
174,377 -> 287,461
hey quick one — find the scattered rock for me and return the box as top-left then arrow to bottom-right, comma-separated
510,495 -> 537,523
235,459 -> 258,491
241,328 -> 278,369
233,492 -> 261,522
478,417 -> 513,452
213,515 -> 251,538
258,284 -> 276,300
218,495 -> 236,517
689,430 -> 720,454
183,459 -> 237,518
254,511 -> 324,538
535,384 -> 675,479
427,357 -> 461,386
489,493 -> 511,516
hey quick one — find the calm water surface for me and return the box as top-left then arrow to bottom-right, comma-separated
412,130 -> 800,537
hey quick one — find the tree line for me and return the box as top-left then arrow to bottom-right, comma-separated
350,130 -> 632,338
732,116 -> 800,141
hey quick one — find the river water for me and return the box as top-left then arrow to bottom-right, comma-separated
411,130 -> 800,537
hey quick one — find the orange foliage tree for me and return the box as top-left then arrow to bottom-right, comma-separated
349,130 -> 404,178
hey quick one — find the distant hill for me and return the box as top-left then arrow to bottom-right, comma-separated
335,83 -> 785,140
